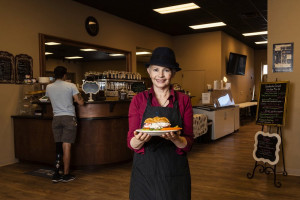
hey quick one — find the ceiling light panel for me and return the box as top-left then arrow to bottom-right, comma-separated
65,56 -> 83,59
45,42 -> 61,45
153,3 -> 200,14
189,22 -> 226,29
45,52 -> 53,55
109,53 -> 124,57
136,52 -> 152,55
80,48 -> 97,51
255,41 -> 268,44
243,31 -> 268,36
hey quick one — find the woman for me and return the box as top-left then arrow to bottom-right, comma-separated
127,47 -> 194,200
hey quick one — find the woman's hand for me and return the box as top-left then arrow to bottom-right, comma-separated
130,131 -> 152,150
134,131 -> 152,142
161,131 -> 187,149
160,131 -> 181,141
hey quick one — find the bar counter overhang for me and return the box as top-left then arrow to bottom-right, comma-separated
12,100 -> 133,168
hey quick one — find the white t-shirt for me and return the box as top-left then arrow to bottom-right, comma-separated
46,80 -> 79,116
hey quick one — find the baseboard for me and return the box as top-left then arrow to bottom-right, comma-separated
0,159 -> 18,167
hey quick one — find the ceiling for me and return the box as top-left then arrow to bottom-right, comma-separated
74,0 -> 268,50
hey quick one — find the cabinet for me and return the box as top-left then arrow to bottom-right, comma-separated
193,106 -> 236,140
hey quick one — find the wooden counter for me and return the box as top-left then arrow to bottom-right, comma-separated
12,101 -> 133,168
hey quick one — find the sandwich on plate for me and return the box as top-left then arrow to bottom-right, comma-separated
142,116 -> 182,131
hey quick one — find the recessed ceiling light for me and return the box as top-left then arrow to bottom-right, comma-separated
255,41 -> 268,44
242,31 -> 268,36
154,3 -> 200,14
45,42 -> 61,45
45,52 -> 53,55
109,53 -> 124,57
65,56 -> 83,59
136,51 -> 152,55
189,22 -> 226,29
80,48 -> 97,51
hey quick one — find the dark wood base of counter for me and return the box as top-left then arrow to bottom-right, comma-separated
13,116 -> 133,168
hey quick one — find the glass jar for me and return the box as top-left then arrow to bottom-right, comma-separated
110,71 -> 116,79
102,71 -> 107,79
132,73 -> 136,80
127,73 -> 132,80
98,72 -> 103,79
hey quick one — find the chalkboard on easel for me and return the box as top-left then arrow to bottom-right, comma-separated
15,54 -> 33,84
256,81 -> 289,126
0,51 -> 14,83
253,131 -> 281,165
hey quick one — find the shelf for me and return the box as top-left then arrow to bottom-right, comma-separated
25,90 -> 45,95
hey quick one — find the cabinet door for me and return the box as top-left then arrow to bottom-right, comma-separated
213,108 -> 235,139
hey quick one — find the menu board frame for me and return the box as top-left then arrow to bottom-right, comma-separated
15,54 -> 33,84
253,131 -> 281,165
0,51 -> 15,83
256,81 -> 289,126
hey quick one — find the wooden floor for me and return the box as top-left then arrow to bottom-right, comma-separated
1,121 -> 300,200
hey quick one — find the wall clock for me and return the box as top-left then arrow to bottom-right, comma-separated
85,16 -> 99,36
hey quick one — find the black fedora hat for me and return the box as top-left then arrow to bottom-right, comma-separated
145,47 -> 181,71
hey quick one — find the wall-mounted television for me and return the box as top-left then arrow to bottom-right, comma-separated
226,52 -> 247,75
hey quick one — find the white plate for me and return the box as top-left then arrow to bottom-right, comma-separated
135,129 -> 180,136
39,96 -> 49,102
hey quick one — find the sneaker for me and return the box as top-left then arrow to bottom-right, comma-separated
52,173 -> 63,183
62,174 -> 76,182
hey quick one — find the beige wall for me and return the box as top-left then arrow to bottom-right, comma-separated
0,85 -> 22,166
268,0 -> 300,175
174,32 -> 222,87
173,31 -> 255,104
172,32 -> 221,105
221,32 -> 255,104
0,0 -> 172,166
253,49 -> 267,99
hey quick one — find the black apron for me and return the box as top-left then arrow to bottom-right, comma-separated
129,92 -> 191,200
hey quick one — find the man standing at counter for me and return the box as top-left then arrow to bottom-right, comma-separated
46,66 -> 84,183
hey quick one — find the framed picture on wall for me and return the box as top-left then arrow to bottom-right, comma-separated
272,43 -> 294,72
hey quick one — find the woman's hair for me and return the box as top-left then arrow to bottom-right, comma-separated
54,66 -> 67,79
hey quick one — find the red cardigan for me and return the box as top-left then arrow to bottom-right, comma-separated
127,87 -> 194,155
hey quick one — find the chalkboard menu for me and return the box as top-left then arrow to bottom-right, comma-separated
256,81 -> 289,126
15,54 -> 33,84
0,51 -> 14,83
253,131 -> 281,165
82,81 -> 100,94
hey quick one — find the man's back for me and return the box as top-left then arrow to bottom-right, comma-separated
46,80 -> 79,116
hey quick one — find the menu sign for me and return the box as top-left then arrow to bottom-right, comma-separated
253,131 -> 281,165
0,51 -> 14,83
15,54 -> 33,84
256,81 -> 289,126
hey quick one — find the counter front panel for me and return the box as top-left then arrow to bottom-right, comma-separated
13,101 -> 133,167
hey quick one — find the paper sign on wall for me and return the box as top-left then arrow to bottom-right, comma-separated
202,92 -> 210,104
